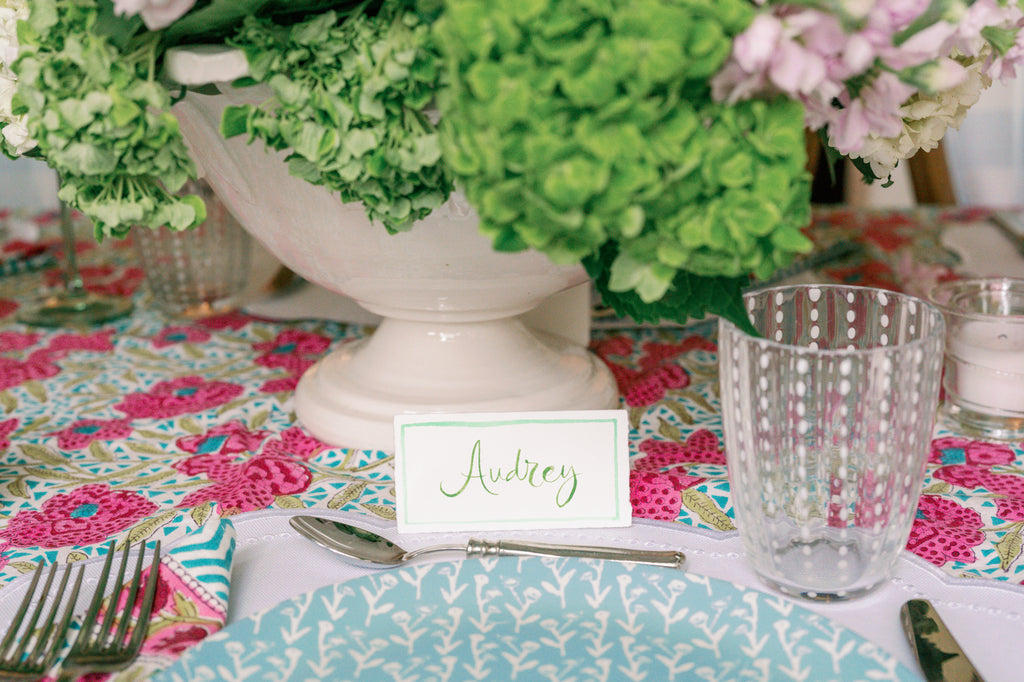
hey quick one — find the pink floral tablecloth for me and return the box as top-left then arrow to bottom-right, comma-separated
1,206 -> 1023,676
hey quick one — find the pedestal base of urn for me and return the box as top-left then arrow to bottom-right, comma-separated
294,316 -> 620,451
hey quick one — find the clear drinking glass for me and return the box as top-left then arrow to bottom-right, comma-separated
133,179 -> 252,318
718,284 -> 945,601
929,277 -> 1024,440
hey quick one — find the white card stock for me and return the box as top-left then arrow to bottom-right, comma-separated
394,410 -> 631,532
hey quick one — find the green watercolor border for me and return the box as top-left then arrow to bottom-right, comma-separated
396,415 -> 627,528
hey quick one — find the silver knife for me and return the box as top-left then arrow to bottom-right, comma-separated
901,599 -> 986,682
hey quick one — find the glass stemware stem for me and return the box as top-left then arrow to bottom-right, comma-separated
16,198 -> 133,327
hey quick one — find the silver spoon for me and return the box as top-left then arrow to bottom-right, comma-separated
289,515 -> 686,570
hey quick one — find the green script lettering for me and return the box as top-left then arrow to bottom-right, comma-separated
439,440 -> 496,498
438,440 -> 579,507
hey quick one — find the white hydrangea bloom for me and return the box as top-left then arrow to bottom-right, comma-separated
854,55 -> 990,179
0,0 -> 32,155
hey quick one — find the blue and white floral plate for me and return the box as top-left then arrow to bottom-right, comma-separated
157,556 -> 920,682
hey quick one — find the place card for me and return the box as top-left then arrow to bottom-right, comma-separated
394,410 -> 631,533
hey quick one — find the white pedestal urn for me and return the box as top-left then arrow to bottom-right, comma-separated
171,85 -> 619,451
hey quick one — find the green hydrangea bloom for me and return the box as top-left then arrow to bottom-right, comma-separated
14,0 -> 203,239
433,0 -> 812,327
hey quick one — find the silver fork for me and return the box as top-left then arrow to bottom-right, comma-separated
0,558 -> 84,680
57,540 -> 161,681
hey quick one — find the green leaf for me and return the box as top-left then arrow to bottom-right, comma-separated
997,524 -> 1023,571
275,494 -> 305,509
0,390 -> 17,414
6,479 -> 29,499
982,25 -> 1020,56
681,488 -> 735,531
361,502 -> 396,520
22,380 -> 47,404
126,510 -> 178,546
220,105 -> 253,138
191,501 -> 215,527
327,483 -> 367,510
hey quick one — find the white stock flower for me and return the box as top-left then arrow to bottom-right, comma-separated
2,115 -> 33,154
0,0 -> 31,154
0,0 -> 27,76
854,56 -> 989,178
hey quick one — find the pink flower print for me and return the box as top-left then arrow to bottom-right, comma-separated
630,430 -> 723,521
259,372 -> 309,393
115,376 -> 244,419
261,426 -> 328,461
996,496 -> 1024,523
590,335 -> 634,360
174,454 -> 312,515
153,326 -> 211,348
0,418 -> 17,451
0,331 -> 40,352
43,331 -> 116,359
637,429 -> 727,468
0,484 -> 158,548
48,418 -> 133,450
0,352 -> 60,391
254,330 -> 331,371
929,437 -> 1016,468
254,330 -> 331,394
149,624 -> 215,657
637,338 -> 716,368
174,452 -> 237,480
44,264 -> 143,298
934,465 -> 1024,498
195,311 -> 252,331
630,470 -> 702,521
176,420 -> 270,456
906,495 -> 985,567
619,363 -> 691,407
593,336 -> 714,408
0,299 -> 16,318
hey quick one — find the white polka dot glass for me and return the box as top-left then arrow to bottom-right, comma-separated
718,284 -> 945,601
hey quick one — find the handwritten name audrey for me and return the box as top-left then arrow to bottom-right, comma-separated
439,440 -> 579,507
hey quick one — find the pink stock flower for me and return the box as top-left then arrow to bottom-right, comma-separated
48,418 -> 133,450
115,376 -> 244,419
712,0 -> 1024,172
0,484 -> 158,548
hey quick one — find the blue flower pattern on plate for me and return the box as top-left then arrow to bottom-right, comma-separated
157,557 -> 919,682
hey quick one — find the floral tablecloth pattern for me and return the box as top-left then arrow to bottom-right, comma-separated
0,208 -> 1022,605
